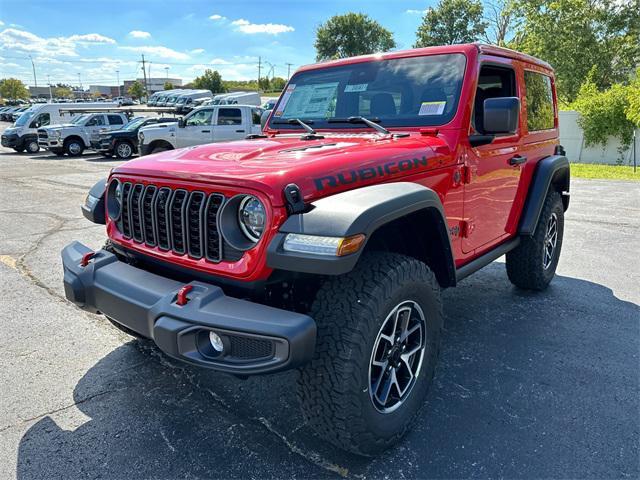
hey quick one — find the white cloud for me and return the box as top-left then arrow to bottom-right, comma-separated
0,21 -> 4,26
129,30 -> 151,39
190,48 -> 205,54
209,14 -> 226,20
406,9 -> 428,15
231,18 -> 294,35
210,58 -> 232,65
0,62 -> 19,68
0,28 -> 115,57
119,45 -> 189,60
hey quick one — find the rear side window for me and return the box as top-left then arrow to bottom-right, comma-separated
217,108 -> 242,125
108,115 -> 124,125
524,71 -> 554,131
87,115 -> 105,126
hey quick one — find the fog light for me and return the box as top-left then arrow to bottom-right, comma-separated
209,331 -> 224,352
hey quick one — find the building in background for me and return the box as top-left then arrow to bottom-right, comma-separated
124,77 -> 182,95
89,85 -> 115,96
28,86 -> 51,98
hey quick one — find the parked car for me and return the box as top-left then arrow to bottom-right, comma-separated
147,92 -> 162,106
10,106 -> 30,122
90,116 -> 177,159
64,43 -> 570,456
137,104 -> 263,155
38,112 -> 128,156
174,90 -> 213,114
1,107 -> 21,121
262,98 -> 277,110
155,89 -> 184,107
218,91 -> 261,106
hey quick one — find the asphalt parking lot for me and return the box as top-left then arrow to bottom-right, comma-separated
0,135 -> 638,479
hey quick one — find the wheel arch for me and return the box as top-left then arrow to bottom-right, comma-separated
519,155 -> 570,236
147,139 -> 174,151
64,135 -> 86,148
267,182 -> 457,288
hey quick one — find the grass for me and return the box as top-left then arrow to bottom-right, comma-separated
570,163 -> 639,181
261,91 -> 282,97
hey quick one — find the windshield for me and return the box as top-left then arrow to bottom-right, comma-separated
271,53 -> 466,129
70,114 -> 89,124
166,96 -> 178,104
14,109 -> 35,126
176,97 -> 187,104
123,118 -> 147,131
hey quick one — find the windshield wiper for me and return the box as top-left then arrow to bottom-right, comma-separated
272,118 -> 324,140
328,116 -> 391,135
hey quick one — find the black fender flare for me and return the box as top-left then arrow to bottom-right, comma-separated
519,155 -> 570,236
266,182 -> 456,283
81,178 -> 107,225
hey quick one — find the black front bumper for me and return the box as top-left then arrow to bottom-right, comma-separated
62,241 -> 316,375
1,133 -> 22,148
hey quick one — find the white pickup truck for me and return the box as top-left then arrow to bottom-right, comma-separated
38,112 -> 129,156
138,105 -> 263,155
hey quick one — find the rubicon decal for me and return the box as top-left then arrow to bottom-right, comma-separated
314,156 -> 429,191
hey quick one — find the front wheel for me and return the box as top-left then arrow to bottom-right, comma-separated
25,139 -> 39,153
506,190 -> 564,290
64,139 -> 84,157
298,252 -> 442,455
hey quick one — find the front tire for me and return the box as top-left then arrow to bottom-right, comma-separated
64,139 -> 84,157
25,139 -> 39,153
506,190 -> 564,290
298,252 -> 442,455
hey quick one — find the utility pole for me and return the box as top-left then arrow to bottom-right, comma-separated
141,54 -> 149,101
29,55 -> 37,87
77,72 -> 82,98
286,63 -> 293,80
47,74 -> 52,102
257,56 -> 261,89
165,66 -> 169,80
116,70 -> 120,97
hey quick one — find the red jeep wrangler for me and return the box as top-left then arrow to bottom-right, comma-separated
63,44 -> 569,455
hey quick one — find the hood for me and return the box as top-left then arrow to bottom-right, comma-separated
42,124 -> 77,130
113,131 -> 456,206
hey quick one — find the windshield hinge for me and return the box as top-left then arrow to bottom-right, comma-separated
283,183 -> 306,214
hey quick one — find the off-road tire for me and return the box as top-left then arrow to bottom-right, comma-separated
64,138 -> 84,157
151,146 -> 171,154
506,190 -> 564,290
298,252 -> 442,456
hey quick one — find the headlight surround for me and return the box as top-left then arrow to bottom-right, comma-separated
237,195 -> 266,243
138,131 -> 144,142
53,130 -> 61,138
106,178 -> 123,221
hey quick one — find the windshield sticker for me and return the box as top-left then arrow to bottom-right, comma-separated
274,84 -> 296,117
344,83 -> 368,93
419,101 -> 446,116
279,82 -> 339,118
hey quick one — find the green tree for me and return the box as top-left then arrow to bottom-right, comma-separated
483,0 -> 515,46
511,0 -> 640,103
0,78 -> 29,100
625,71 -> 640,128
314,13 -> 396,61
52,85 -> 73,98
164,81 -> 174,90
414,0 -> 487,47
192,69 -> 225,93
127,81 -> 145,100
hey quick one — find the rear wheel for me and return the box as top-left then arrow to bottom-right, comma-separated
506,190 -> 564,290
114,140 -> 134,159
298,252 -> 442,455
64,138 -> 84,157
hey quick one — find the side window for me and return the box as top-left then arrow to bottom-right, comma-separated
524,71 -> 554,131
217,108 -> 242,125
30,113 -> 50,128
251,108 -> 263,125
87,115 -> 105,126
185,109 -> 213,126
473,65 -> 516,134
108,115 -> 124,125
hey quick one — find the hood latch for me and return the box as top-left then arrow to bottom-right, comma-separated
284,183 -> 306,214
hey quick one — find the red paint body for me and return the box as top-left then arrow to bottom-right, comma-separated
108,44 -> 558,282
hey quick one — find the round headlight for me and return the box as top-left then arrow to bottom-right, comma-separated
238,196 -> 265,242
107,178 -> 122,221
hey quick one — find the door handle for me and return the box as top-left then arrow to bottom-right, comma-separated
201,130 -> 210,133
509,155 -> 527,166
235,129 -> 245,133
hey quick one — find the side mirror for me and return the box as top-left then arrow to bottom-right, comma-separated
482,97 -> 519,134
260,110 -> 271,131
178,118 -> 185,128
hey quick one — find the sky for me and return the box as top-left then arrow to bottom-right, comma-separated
0,0 -> 442,88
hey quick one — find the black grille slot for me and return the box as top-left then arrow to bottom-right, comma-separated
142,185 -> 157,246
120,182 -> 132,238
205,194 -> 224,262
229,335 -> 275,360
169,189 -> 188,254
130,184 -> 144,242
154,187 -> 171,250
186,192 -> 205,258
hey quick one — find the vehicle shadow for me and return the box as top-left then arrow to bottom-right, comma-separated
16,266 -> 640,479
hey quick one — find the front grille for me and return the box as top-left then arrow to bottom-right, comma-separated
117,182 -> 225,262
37,129 -> 48,140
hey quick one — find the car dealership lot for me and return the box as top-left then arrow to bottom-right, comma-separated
0,143 -> 638,479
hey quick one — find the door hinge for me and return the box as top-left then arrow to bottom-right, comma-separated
460,220 -> 474,238
461,165 -> 472,184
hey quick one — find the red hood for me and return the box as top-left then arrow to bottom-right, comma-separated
113,132 -> 455,206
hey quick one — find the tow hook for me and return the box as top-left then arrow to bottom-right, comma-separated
80,251 -> 96,267
176,285 -> 194,306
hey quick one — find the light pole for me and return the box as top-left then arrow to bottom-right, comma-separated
77,72 -> 82,98
47,75 -> 52,102
29,55 -> 37,88
116,70 -> 120,97
165,66 -> 169,80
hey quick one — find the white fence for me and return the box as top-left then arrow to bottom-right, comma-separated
559,110 -> 639,165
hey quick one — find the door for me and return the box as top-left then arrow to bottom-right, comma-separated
176,108 -> 214,148
107,114 -> 125,131
213,107 -> 245,142
462,62 -> 525,254
85,114 -> 106,142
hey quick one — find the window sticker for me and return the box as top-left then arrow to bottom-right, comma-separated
279,82 -> 339,118
344,83 -> 368,93
419,101 -> 446,116
274,84 -> 296,116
